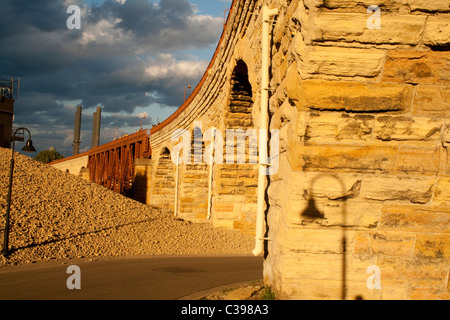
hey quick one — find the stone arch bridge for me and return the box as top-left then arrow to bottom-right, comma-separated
52,0 -> 450,300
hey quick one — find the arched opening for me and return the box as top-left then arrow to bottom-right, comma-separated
152,147 -> 175,213
192,126 -> 205,164
213,59 -> 258,232
226,60 -> 254,129
177,126 -> 209,220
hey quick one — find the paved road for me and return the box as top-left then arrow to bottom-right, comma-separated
0,255 -> 263,300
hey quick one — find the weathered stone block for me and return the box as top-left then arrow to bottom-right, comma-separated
323,199 -> 381,228
288,144 -> 398,173
313,13 -> 426,45
288,171 -> 363,200
448,271 -> 450,291
216,194 -> 245,204
286,173 -> 380,227
374,116 -> 443,144
213,219 -> 235,229
423,16 -> 450,46
382,50 -> 450,84
414,234 -> 450,260
217,186 -> 238,195
412,85 -> 450,116
281,228 -> 354,255
233,221 -> 255,233
301,46 -> 386,78
406,0 -> 450,12
366,231 -> 416,257
288,79 -> 414,113
347,282 -> 383,301
215,203 -> 234,212
303,0 -> 325,10
380,280 -> 411,300
280,278 -> 343,300
379,205 -> 450,233
196,212 -> 208,220
377,256 -> 449,295
409,287 -> 450,300
287,197 -> 382,228
353,231 -> 372,255
432,177 -> 450,205
283,61 -> 301,101
284,253 -> 343,281
396,146 -> 440,174
360,175 -> 435,204
442,125 -> 450,149
284,253 -> 377,292
323,0 -> 406,11
214,207 -> 240,221
305,112 -> 374,144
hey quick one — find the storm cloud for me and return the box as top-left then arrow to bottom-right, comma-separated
0,0 -> 223,156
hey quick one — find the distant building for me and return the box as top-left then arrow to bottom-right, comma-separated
0,77 -> 19,148
0,94 -> 14,148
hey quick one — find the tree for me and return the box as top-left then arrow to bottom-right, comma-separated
34,150 -> 64,164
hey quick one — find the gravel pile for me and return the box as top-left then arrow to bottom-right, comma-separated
0,148 -> 254,267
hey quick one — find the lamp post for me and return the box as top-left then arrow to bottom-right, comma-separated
1,127 -> 36,256
184,81 -> 191,102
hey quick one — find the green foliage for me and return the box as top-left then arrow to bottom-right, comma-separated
259,286 -> 276,300
33,150 -> 64,164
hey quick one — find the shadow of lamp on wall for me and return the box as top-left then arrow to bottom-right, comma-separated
1,127 -> 36,257
300,174 -> 348,300
301,197 -> 325,220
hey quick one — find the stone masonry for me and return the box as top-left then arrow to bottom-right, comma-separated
264,0 -> 450,300
53,0 -> 450,299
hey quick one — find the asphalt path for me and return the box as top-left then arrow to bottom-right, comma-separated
0,255 -> 263,300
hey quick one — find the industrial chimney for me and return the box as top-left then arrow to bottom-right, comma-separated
72,105 -> 82,156
91,110 -> 97,148
91,106 -> 102,149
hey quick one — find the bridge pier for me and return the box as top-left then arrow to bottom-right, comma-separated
133,158 -> 153,206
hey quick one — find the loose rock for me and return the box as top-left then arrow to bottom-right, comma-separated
0,148 -> 254,267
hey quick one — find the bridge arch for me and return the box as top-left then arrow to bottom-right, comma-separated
226,59 -> 254,130
210,58 -> 259,231
175,126 -> 210,220
151,146 -> 175,213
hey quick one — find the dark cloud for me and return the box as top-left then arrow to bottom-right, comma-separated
0,0 -> 68,37
88,0 -> 194,37
0,0 -> 224,156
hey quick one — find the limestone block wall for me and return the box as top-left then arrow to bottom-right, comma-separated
129,0 -> 449,299
146,0 -> 261,231
264,0 -> 450,300
45,0 -> 448,299
51,154 -> 89,177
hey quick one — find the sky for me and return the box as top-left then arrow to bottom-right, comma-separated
1,0 -> 233,157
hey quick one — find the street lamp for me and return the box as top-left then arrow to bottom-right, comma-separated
184,81 -> 191,102
1,127 -> 36,256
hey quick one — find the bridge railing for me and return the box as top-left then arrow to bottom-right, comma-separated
87,129 -> 151,194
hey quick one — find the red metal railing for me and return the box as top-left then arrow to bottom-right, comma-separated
87,129 -> 151,194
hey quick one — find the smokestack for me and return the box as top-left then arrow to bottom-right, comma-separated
95,106 -> 101,148
91,110 -> 97,148
72,105 -> 82,156
91,106 -> 102,149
